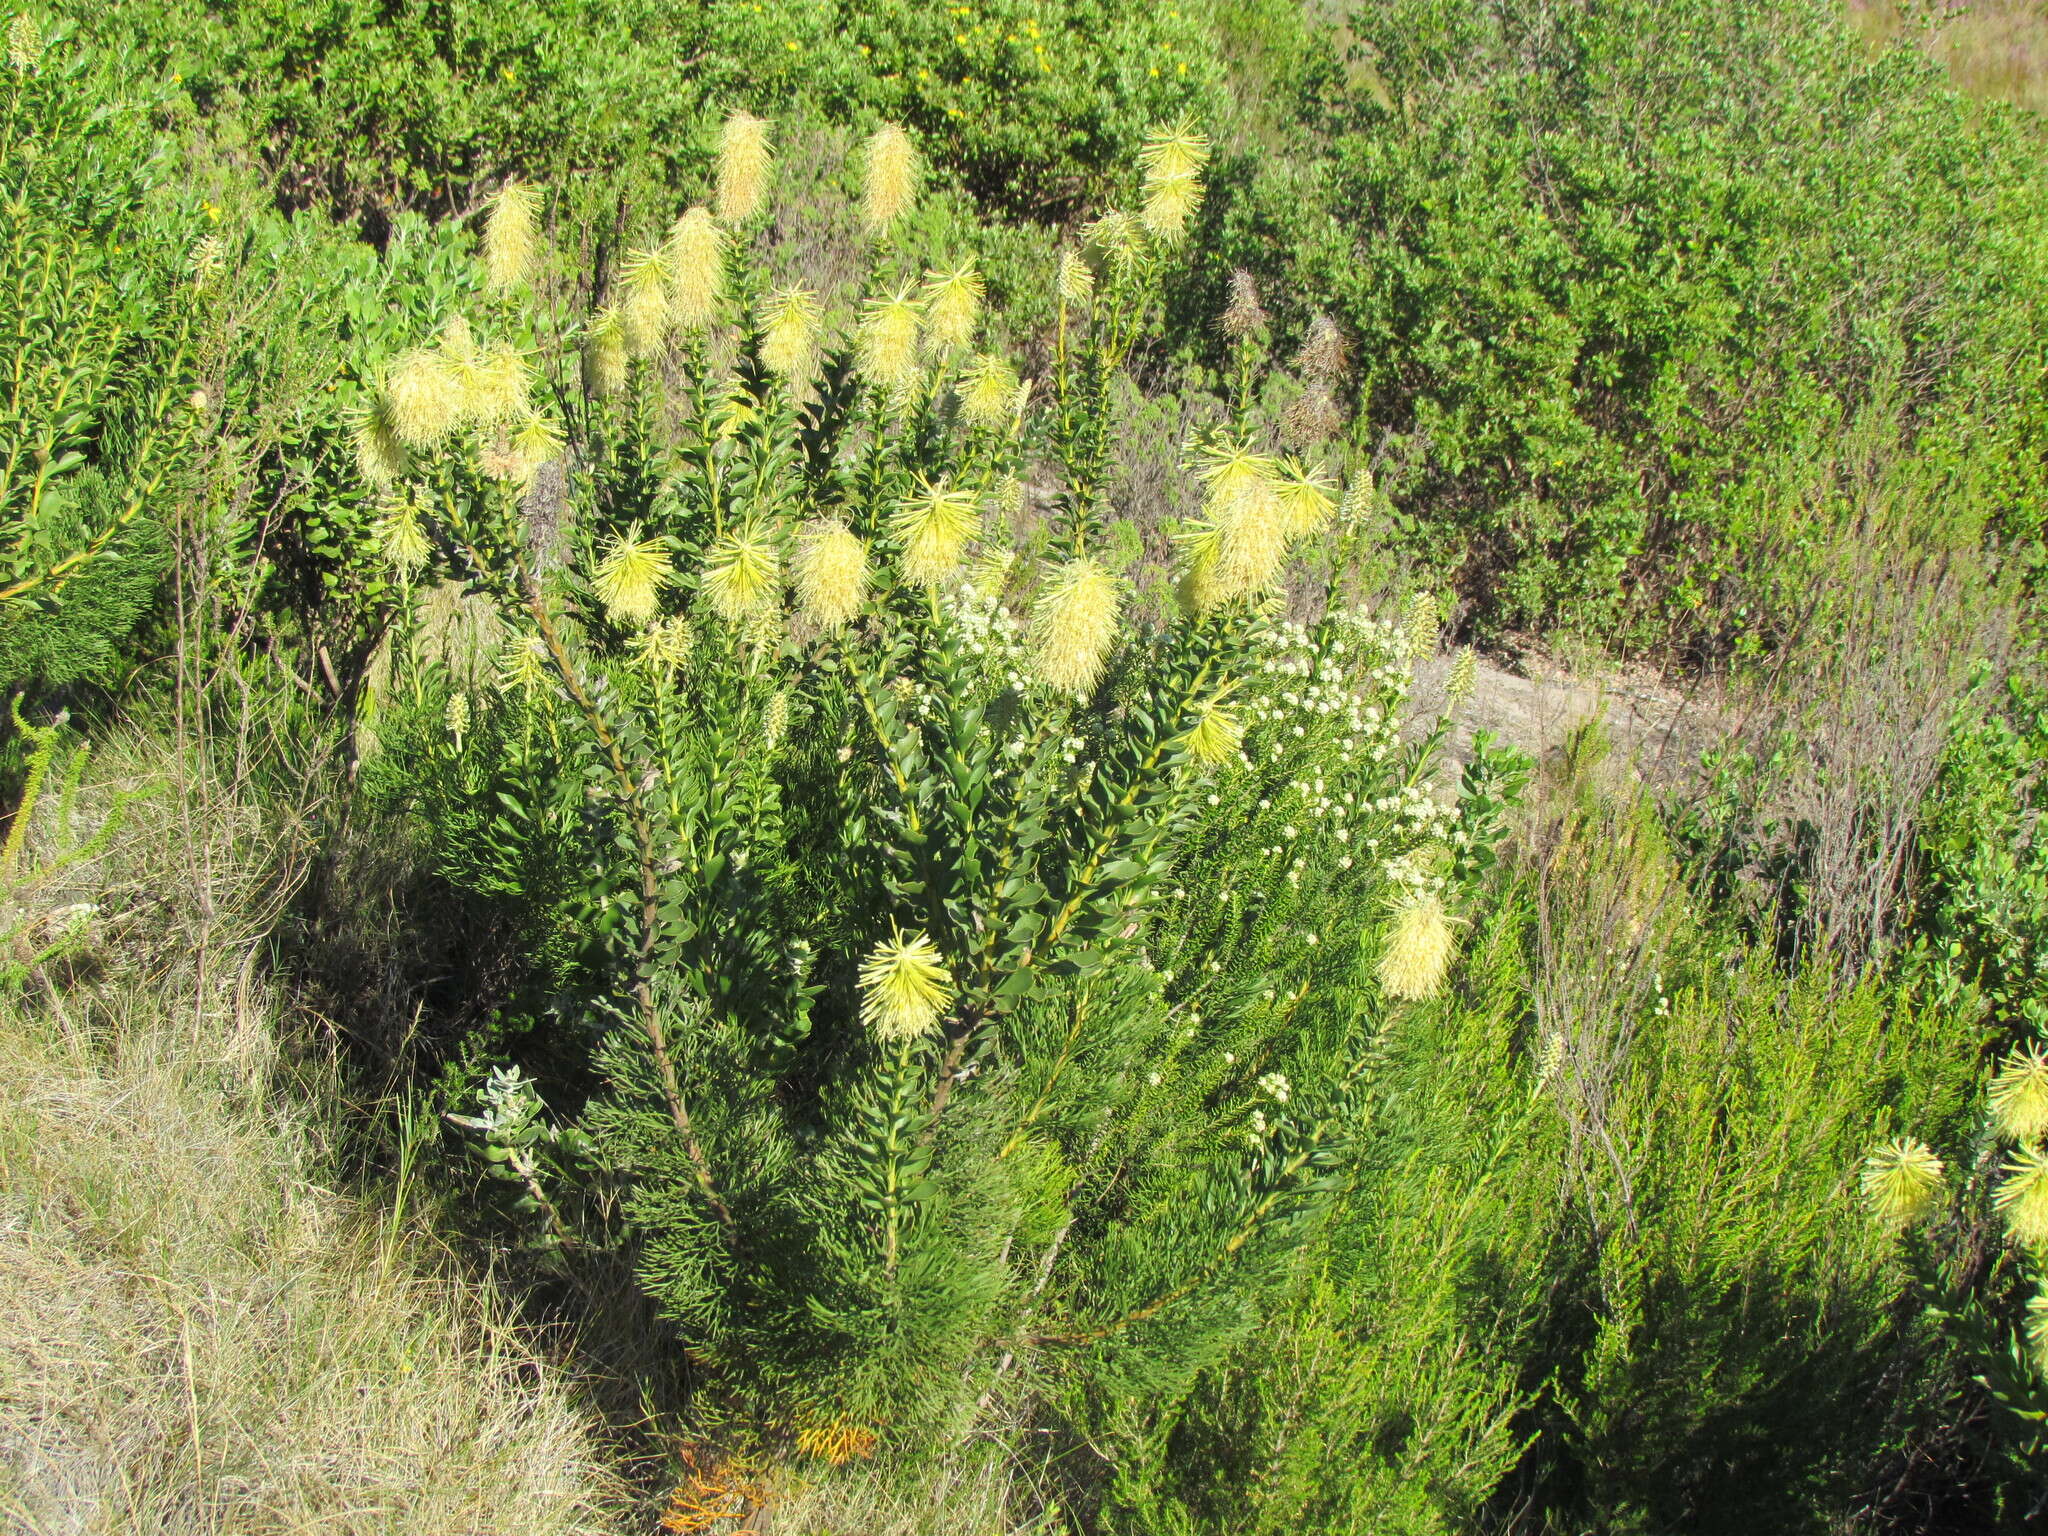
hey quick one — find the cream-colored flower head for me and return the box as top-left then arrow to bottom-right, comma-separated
1031,558 -> 1121,697
793,519 -> 869,631
352,394 -> 409,486
496,633 -> 552,700
664,206 -> 725,331
890,477 -> 981,588
920,260 -> 983,353
859,927 -> 953,1043
376,490 -> 433,575
1990,1045 -> 2048,1144
1446,647 -> 1478,706
628,615 -> 695,679
1996,1145 -> 2048,1247
1141,170 -> 1204,247
1139,115 -> 1210,184
384,347 -> 466,449
716,110 -> 772,223
1403,590 -> 1440,661
1177,438 -> 1287,611
700,520 -> 783,622
1273,457 -> 1337,543
861,123 -> 921,234
858,286 -> 923,394
591,526 -> 673,627
465,345 -> 531,426
483,179 -> 540,290
968,544 -> 1016,601
959,353 -> 1021,429
758,286 -> 822,382
1055,246 -> 1094,306
762,688 -> 793,750
8,13 -> 42,72
618,247 -> 673,357
1083,211 -> 1145,287
505,413 -> 564,489
1378,891 -> 1457,1001
1185,697 -> 1245,767
583,308 -> 629,397
1859,1137 -> 1944,1229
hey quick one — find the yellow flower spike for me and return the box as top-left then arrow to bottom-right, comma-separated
861,123 -> 922,234
1138,115 -> 1210,184
968,544 -> 1016,601
919,260 -> 983,352
376,492 -> 432,575
890,477 -> 981,589
1995,1146 -> 2048,1247
465,345 -> 531,426
496,633 -> 552,699
1446,646 -> 1478,706
959,352 -> 1020,429
1184,697 -> 1244,767
507,413 -> 564,488
1140,168 -> 1203,247
857,286 -> 923,393
1082,210 -> 1146,286
351,394 -> 410,487
618,247 -> 674,357
1177,438 -> 1287,609
1990,1045 -> 2048,1144
664,206 -> 726,332
1403,590 -> 1440,661
700,520 -> 783,622
1378,891 -> 1458,1001
483,179 -> 540,290
629,615 -> 695,679
2028,1290 -> 2048,1374
716,110 -> 773,223
762,687 -> 793,750
1055,246 -> 1094,306
1272,457 -> 1337,543
384,347 -> 466,449
1859,1138 -> 1945,1229
793,519 -> 870,631
859,927 -> 954,1043
582,307 -> 629,397
591,526 -> 674,627
8,14 -> 42,72
757,286 -> 822,382
1031,557 -> 1122,697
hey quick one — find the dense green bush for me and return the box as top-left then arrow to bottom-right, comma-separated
1203,0 -> 2048,650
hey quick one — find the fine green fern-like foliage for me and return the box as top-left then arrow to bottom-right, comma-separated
357,117 -> 1504,1452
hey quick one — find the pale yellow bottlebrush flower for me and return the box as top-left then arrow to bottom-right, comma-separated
444,689 -> 471,745
496,633 -> 552,699
1859,1138 -> 1945,1229
861,123 -> 921,234
665,206 -> 725,331
1055,246 -> 1094,305
8,13 -> 42,71
1996,1146 -> 2048,1247
758,286 -> 822,382
1082,211 -> 1145,287
716,110 -> 772,223
700,520 -> 783,622
859,927 -> 954,1043
858,286 -> 923,393
376,492 -> 432,575
384,348 -> 466,449
1403,590 -> 1440,661
959,352 -> 1020,429
793,519 -> 869,630
1990,1044 -> 2048,1144
968,544 -> 1016,601
582,308 -> 629,397
1140,168 -> 1203,247
466,345 -> 532,425
618,247 -> 673,358
890,477 -> 981,588
1177,439 -> 1287,611
1273,457 -> 1336,543
1031,558 -> 1121,697
762,688 -> 792,750
591,526 -> 673,627
1185,697 -> 1244,767
1446,647 -> 1478,706
920,260 -> 983,352
483,179 -> 540,290
1138,115 -> 1211,184
352,394 -> 409,487
2028,1290 -> 2048,1374
507,413 -> 564,488
630,615 -> 694,678
1378,892 -> 1457,1001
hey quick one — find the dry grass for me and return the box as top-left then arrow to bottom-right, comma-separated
1849,0 -> 2048,113
0,727 -> 629,1535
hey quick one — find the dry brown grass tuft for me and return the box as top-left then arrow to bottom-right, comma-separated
0,727 -> 629,1535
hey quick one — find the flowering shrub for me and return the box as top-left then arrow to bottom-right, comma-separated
358,114 -> 1510,1439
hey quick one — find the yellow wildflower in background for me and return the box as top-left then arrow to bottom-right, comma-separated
1031,558 -> 1121,696
861,123 -> 921,234
591,527 -> 673,626
1178,438 -> 1287,611
920,260 -> 983,352
1378,891 -> 1456,1001
716,110 -> 772,222
629,616 -> 695,679
384,348 -> 465,449
618,247 -> 673,357
582,308 -> 629,397
959,353 -> 1020,428
858,287 -> 923,393
1055,246 -> 1094,305
859,928 -> 954,1043
793,519 -> 869,631
376,492 -> 432,575
890,478 -> 981,588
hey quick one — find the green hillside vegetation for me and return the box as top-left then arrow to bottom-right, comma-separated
2,0 -> 2047,1531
